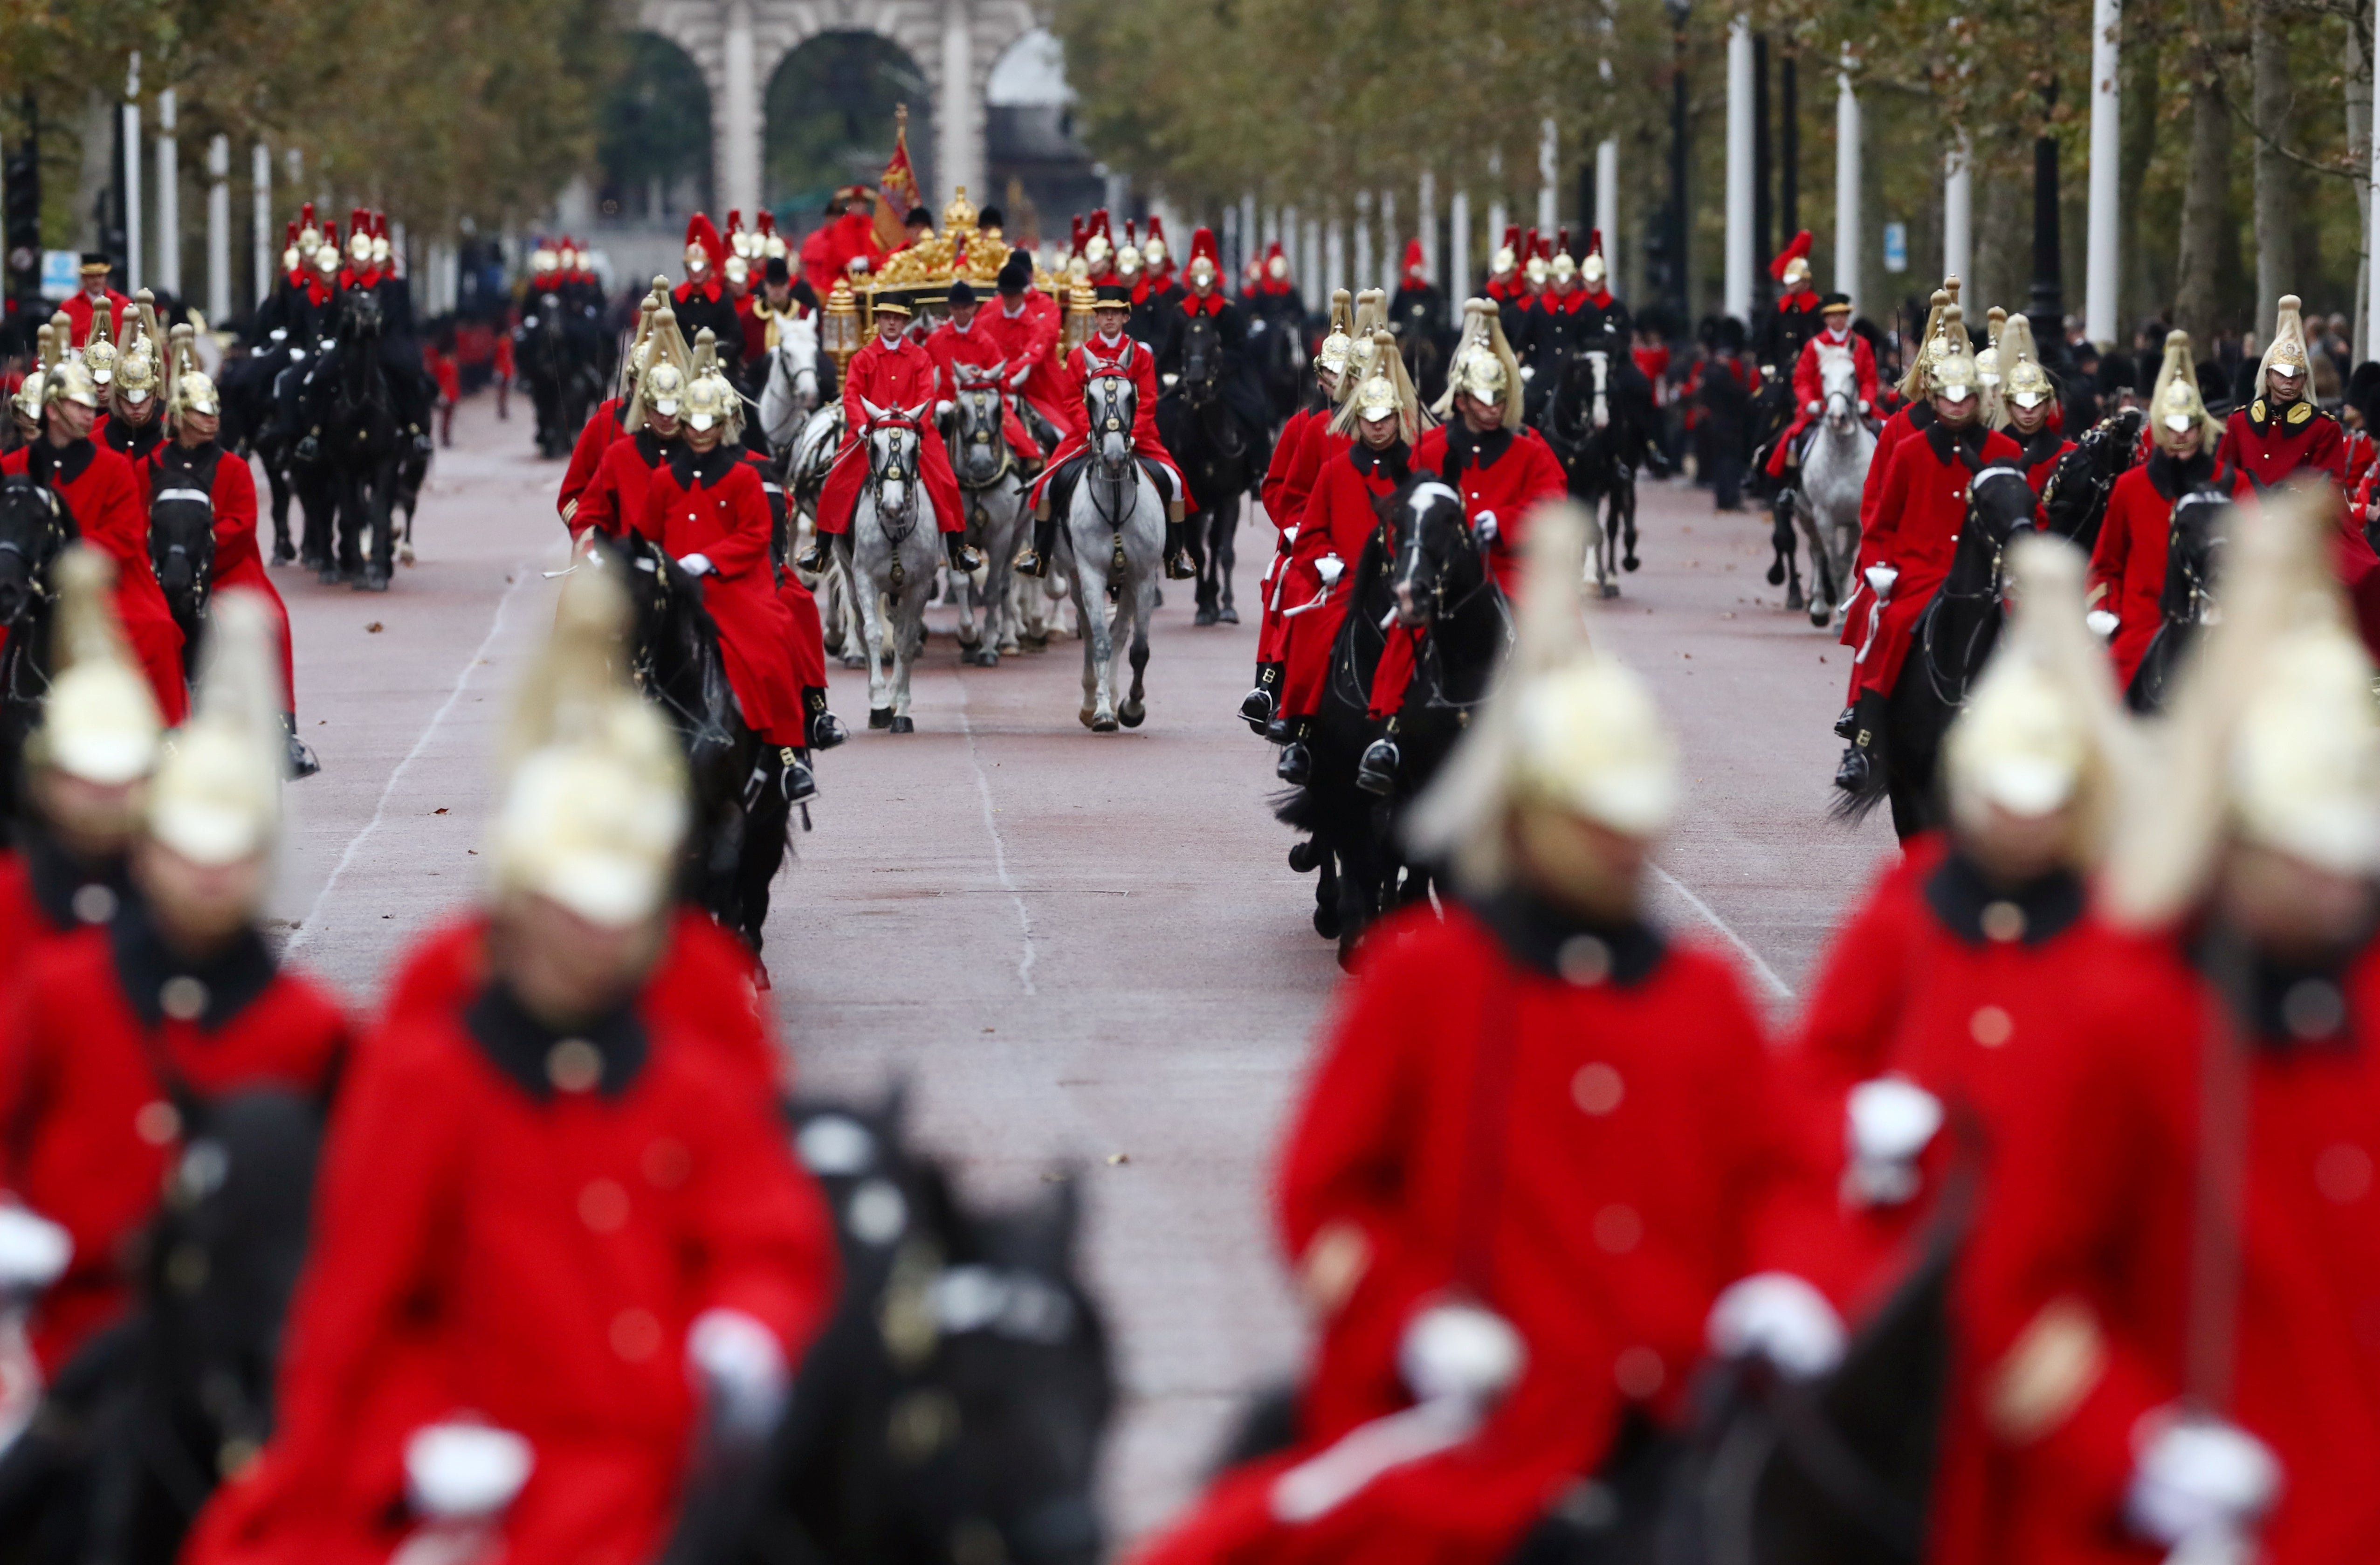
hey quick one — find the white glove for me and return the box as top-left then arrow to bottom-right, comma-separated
1315,554 -> 1345,590
1843,1075 -> 1944,1208
406,1421 -> 535,1520
1805,399 -> 1822,415
1280,524 -> 1299,545
935,399 -> 954,421
1864,564 -> 1899,601
0,1206 -> 70,1296
1162,372 -> 1180,388
1857,398 -> 1871,414
1472,510 -> 1499,545
2086,608 -> 2119,641
674,553 -> 714,577
1520,365 -> 1536,382
1009,366 -> 1030,390
2125,1411 -> 2281,1551
687,1307 -> 790,1441
1706,1272 -> 1847,1380
1398,1301 -> 1526,1407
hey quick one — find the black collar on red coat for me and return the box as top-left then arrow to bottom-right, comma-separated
2245,394 -> 2323,436
1350,440 -> 1410,481
667,441 -> 740,489
152,439 -> 224,489
2017,429 -> 2067,470
2145,448 -> 2217,501
1465,886 -> 1666,988
1924,850 -> 2085,948
631,427 -> 673,468
109,893 -> 279,1033
467,978 -> 648,1099
2186,918 -> 2377,1054
24,826 -> 124,934
29,437 -> 97,487
105,417 -> 162,461
1921,419 -> 1992,468
1443,424 -> 1514,475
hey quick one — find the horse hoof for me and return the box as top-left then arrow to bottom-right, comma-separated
1598,582 -> 1620,600
1786,582 -> 1805,611
1194,608 -> 1218,627
1078,708 -> 1096,729
1118,704 -> 1145,728
1623,554 -> 1640,572
1288,840 -> 1320,874
358,572 -> 390,593
399,545 -> 416,566
1766,561 -> 1786,586
271,545 -> 296,567
1092,713 -> 1119,733
840,653 -> 868,670
868,708 -> 894,730
1218,605 -> 1240,624
1810,603 -> 1835,629
318,567 -> 343,587
1313,903 -> 1342,940
889,716 -> 915,734
977,649 -> 999,668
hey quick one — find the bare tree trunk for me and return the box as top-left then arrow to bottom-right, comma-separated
75,90 -> 112,254
2250,0 -> 2294,342
2352,0 -> 2375,359
2174,0 -> 2233,346
2121,23 -> 2162,333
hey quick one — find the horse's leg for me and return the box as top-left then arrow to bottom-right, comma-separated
267,466 -> 296,564
1119,568 -> 1153,728
736,771 -> 792,954
1215,494 -> 1240,624
1072,558 -> 1103,728
848,538 -> 893,727
362,464 -> 395,590
888,571 -> 922,732
1619,479 -> 1640,570
1795,496 -> 1837,627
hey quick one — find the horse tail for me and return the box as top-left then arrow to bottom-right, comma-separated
1272,784 -> 1321,833
1826,755 -> 1891,825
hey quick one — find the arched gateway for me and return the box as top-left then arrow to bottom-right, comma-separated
636,0 -> 1044,216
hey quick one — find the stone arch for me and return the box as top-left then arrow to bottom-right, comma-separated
596,30 -> 715,220
764,32 -> 933,224
636,0 -> 1045,218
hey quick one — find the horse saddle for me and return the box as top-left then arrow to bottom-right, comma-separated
1043,454 -> 1174,526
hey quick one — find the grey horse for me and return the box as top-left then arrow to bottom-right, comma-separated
835,403 -> 942,731
1058,374 -> 1165,731
1794,346 -> 1876,628
945,369 -> 1031,666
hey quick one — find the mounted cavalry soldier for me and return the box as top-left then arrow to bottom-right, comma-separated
59,253 -> 129,350
1760,290 -> 1875,488
1754,231 -> 1823,380
559,284 -> 665,534
1355,299 -> 1565,797
576,303 -> 695,544
2217,293 -> 2345,485
1141,510 -> 1793,1565
1014,283 -> 1197,583
796,291 -> 982,578
1242,241 -> 1306,330
1833,308 -> 2018,793
988,248 -> 1072,447
1995,314 -> 2070,495
1156,226 -> 1270,454
927,278 -> 1046,470
673,213 -> 745,382
1243,290 -> 1358,733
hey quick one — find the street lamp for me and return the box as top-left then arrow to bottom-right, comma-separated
2029,82 -> 2065,369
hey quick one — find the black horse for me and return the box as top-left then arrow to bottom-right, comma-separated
587,531 -> 793,956
2126,483 -> 2233,715
1156,313 -> 1265,627
148,483 -> 216,683
1540,346 -> 1664,597
295,291 -> 404,590
2038,407 -> 2146,552
0,475 -> 79,836
1278,475 -> 1506,967
1245,308 -> 1308,434
732,1090 -> 1114,1565
1833,463 -> 2044,841
521,292 -> 604,460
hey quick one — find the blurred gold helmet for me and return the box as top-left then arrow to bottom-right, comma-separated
532,244 -> 559,274
1316,288 -> 1355,378
149,591 -> 286,865
1928,306 -> 1979,407
372,228 -> 392,267
724,253 -> 750,289
30,548 -> 163,787
1523,253 -> 1549,289
81,334 -> 119,389
1114,243 -> 1142,278
349,225 -> 374,264
1144,234 -> 1168,267
48,358 -> 100,411
1550,253 -> 1577,287
2150,330 -> 2220,445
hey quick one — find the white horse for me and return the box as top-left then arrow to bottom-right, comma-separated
944,369 -> 1032,665
785,400 -> 862,665
1795,348 -> 1876,629
1058,375 -> 1165,730
836,404 -> 942,731
757,313 -> 821,450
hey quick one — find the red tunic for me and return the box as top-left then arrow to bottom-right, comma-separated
1024,331 -> 1193,514
2012,430 -> 2075,498
639,448 -> 805,745
1957,927 -> 2380,1565
2,439 -> 187,724
2216,397 -> 2346,487
925,319 -> 1044,462
984,291 -> 1075,439
150,440 -> 296,709
1765,331 -> 1880,478
1135,900 -> 1786,1565
1280,443 -> 1406,723
1847,422 -> 2021,701
59,288 -> 130,349
575,427 -> 669,542
559,398 -> 626,533
1839,401 -> 1934,652
2086,454 -> 2254,689
1256,407 -> 1328,666
182,960 -> 836,1565
0,919 -> 347,1373
816,334 -> 965,537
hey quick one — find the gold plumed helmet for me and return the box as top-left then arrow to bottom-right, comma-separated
2150,330 -> 2221,447
622,283 -> 665,388
1407,504 -> 1678,889
314,239 -> 340,277
1434,298 -> 1486,416
626,306 -> 695,432
1450,299 -> 1526,432
1523,250 -> 1549,289
1337,289 -> 1388,391
1999,312 -> 2054,417
1329,330 -> 1421,447
724,251 -> 750,289
29,548 -> 163,787
1316,289 -> 1356,378
1550,252 -> 1577,287
1114,242 -> 1142,278
1927,304 -> 1979,407
683,329 -> 742,439
13,326 -> 51,423
1944,532 -> 2132,854
166,324 -> 219,422
489,566 -> 688,928
372,223 -> 391,266
349,220 -> 375,264
113,291 -> 162,409
2105,486 -> 2380,926
1975,305 -> 2006,386
149,590 -> 286,864
1898,282 -> 1955,401
79,314 -> 119,389
2256,293 -> 2311,395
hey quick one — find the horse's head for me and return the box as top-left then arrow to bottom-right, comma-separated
149,484 -> 218,623
1821,349 -> 1860,428
1964,464 -> 2043,596
340,288 -> 384,343
1383,477 -> 1477,630
0,476 -> 69,628
1178,317 -> 1222,404
947,366 -> 1014,486
2165,484 -> 2233,625
1083,375 -> 1137,476
774,314 -> 821,411
1582,349 -> 1611,429
860,399 -> 928,525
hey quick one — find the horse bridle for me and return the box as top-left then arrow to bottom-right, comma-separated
1919,465 -> 2030,708
869,416 -> 924,541
0,486 -> 70,703
951,385 -> 1014,494
1085,377 -> 1138,534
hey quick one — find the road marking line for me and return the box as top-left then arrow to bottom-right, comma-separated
951,676 -> 1038,995
1652,863 -> 1794,999
288,563 -> 540,952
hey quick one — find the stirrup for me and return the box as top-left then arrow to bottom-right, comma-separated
810,711 -> 850,751
1164,550 -> 1197,581
1355,738 -> 1399,797
1013,547 -> 1049,579
1833,744 -> 1871,793
1238,686 -> 1275,731
1833,705 -> 1858,740
782,749 -> 819,804
794,542 -> 828,574
1276,741 -> 1313,786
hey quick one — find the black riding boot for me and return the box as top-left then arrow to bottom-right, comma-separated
804,687 -> 848,751
1833,690 -> 1887,793
1014,509 -> 1062,578
1834,704 -> 1859,740
1240,662 -> 1284,732
1356,718 -> 1401,797
1276,719 -> 1314,786
1163,516 -> 1198,581
794,532 -> 831,575
281,714 -> 321,779
781,746 -> 819,804
945,531 -> 985,575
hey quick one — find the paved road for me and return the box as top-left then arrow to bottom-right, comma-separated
268,397 -> 1891,1540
